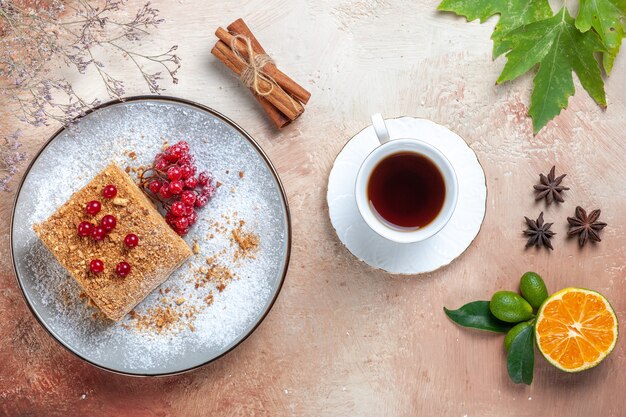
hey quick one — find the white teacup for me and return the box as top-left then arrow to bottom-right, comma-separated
355,114 -> 458,243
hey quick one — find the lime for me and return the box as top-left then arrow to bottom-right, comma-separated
489,291 -> 534,323
520,272 -> 548,309
504,321 -> 533,352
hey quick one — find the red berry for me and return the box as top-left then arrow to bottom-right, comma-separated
184,205 -> 194,216
177,227 -> 189,236
180,165 -> 193,179
177,141 -> 190,154
77,221 -> 93,237
90,259 -> 104,274
167,166 -> 182,181
171,201 -> 186,217
85,200 -> 101,215
148,179 -> 162,194
198,172 -> 210,186
102,184 -> 117,199
195,194 -> 208,208
181,190 -> 196,206
185,176 -> 198,189
159,183 -> 171,199
164,145 -> 180,161
154,152 -> 165,162
100,214 -> 116,232
188,210 -> 198,226
175,216 -> 189,230
178,154 -> 194,166
169,180 -> 183,195
155,158 -> 168,171
202,183 -> 216,198
115,261 -> 131,277
91,226 -> 106,241
124,233 -> 139,248
166,144 -> 183,160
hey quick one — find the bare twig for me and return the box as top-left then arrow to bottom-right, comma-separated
0,0 -> 181,127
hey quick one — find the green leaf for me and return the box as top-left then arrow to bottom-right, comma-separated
444,301 -> 514,333
506,324 -> 535,385
576,0 -> 626,73
498,8 -> 607,133
437,0 -> 553,57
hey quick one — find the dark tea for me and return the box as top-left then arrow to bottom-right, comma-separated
367,152 -> 446,229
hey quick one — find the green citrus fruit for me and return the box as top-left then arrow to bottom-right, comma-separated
520,272 -> 549,309
489,291 -> 534,323
504,320 -> 533,352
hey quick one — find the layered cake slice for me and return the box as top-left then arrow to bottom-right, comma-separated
33,163 -> 192,321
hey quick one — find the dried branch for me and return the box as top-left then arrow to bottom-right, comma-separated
0,0 -> 181,127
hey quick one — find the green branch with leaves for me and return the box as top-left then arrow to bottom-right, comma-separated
438,0 -> 626,134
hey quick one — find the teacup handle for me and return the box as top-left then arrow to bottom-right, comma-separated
372,113 -> 389,145
371,113 -> 390,144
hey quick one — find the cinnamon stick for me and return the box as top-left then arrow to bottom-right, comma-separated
228,19 -> 266,55
256,97 -> 292,128
215,26 -> 311,105
211,40 -> 304,121
211,41 -> 290,128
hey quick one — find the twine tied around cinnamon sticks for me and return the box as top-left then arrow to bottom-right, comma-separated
211,19 -> 311,129
231,35 -> 275,96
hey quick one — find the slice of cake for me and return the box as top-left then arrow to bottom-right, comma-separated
33,163 -> 192,321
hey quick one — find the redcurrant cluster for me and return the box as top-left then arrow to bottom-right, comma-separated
78,184 -> 138,278
140,140 -> 216,236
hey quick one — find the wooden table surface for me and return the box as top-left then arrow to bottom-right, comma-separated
1,1 -> 624,416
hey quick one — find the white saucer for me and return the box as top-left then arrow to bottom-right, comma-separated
327,117 -> 487,275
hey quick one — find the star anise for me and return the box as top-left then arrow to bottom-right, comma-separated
523,212 -> 555,250
567,206 -> 607,247
534,166 -> 569,204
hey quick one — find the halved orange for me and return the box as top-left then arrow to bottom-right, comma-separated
536,288 -> 618,372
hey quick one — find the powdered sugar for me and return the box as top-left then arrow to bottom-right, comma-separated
12,99 -> 289,374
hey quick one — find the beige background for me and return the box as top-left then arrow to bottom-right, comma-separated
1,1 -> 625,416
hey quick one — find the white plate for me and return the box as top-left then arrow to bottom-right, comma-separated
11,97 -> 291,376
327,117 -> 486,274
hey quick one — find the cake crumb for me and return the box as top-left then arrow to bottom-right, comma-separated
130,306 -> 180,333
175,297 -> 185,305
232,221 -> 260,261
205,292 -> 214,305
112,197 -> 128,206
192,241 -> 200,254
238,171 -> 244,179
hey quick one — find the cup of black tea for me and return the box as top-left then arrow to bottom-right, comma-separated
355,114 -> 458,243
